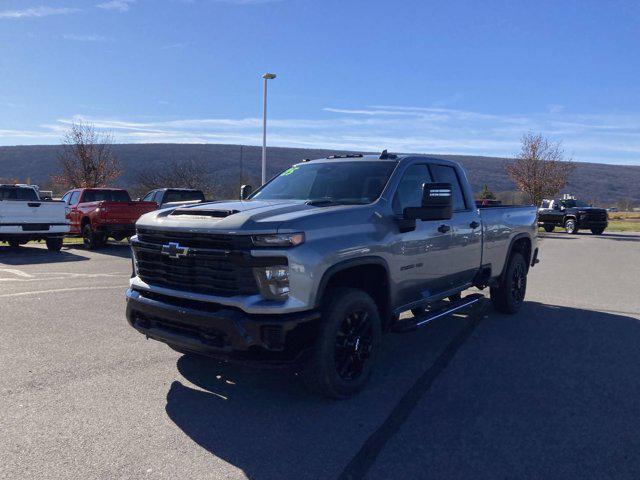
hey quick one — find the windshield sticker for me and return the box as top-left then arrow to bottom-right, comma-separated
281,165 -> 300,176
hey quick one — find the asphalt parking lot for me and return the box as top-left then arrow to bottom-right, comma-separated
2,232 -> 640,480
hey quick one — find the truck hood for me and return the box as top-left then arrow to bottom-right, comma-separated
136,199 -> 359,233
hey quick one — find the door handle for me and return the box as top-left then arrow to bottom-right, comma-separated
437,224 -> 451,234
469,221 -> 480,229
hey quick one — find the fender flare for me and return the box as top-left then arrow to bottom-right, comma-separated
499,233 -> 533,279
315,256 -> 391,309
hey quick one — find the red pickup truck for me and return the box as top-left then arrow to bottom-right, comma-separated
62,188 -> 156,249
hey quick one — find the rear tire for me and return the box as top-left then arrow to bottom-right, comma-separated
564,218 -> 578,234
8,239 -> 21,249
46,237 -> 63,252
304,288 -> 382,399
543,225 -> 555,232
83,224 -> 103,250
591,228 -> 605,235
490,252 -> 528,314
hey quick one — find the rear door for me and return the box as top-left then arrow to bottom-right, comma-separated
430,164 -> 482,289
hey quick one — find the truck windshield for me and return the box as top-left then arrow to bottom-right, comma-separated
83,190 -> 132,203
560,199 -> 589,208
0,186 -> 39,201
251,161 -> 396,204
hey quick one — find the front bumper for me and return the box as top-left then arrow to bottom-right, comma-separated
577,220 -> 608,229
0,223 -> 69,237
126,288 -> 320,365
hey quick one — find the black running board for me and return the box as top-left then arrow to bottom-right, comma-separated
392,293 -> 484,333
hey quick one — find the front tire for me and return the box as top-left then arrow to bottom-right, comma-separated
304,288 -> 382,399
543,225 -> 555,232
490,252 -> 528,314
591,228 -> 605,235
564,218 -> 578,234
46,237 -> 63,252
8,239 -> 21,249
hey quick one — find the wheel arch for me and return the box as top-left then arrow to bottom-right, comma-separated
499,233 -> 533,279
315,256 -> 392,329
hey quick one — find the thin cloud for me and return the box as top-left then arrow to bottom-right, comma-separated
96,0 -> 135,12
2,107 -> 639,165
59,34 -> 110,42
0,6 -> 80,19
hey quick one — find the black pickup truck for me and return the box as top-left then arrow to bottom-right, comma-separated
538,198 -> 608,234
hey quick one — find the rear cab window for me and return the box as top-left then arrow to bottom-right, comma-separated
82,190 -> 132,203
0,186 -> 39,201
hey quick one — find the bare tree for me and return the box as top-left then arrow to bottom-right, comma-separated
52,122 -> 121,188
505,133 -> 574,206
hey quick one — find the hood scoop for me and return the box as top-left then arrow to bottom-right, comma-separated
170,208 -> 239,218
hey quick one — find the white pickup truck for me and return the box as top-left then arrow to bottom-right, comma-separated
0,185 -> 70,251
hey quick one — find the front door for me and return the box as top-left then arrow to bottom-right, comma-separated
390,164 -> 452,307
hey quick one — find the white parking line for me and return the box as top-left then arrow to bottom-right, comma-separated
0,285 -> 124,298
0,268 -> 34,278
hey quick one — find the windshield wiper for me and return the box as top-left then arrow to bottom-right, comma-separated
305,199 -> 365,207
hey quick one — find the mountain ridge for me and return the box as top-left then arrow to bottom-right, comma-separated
0,143 -> 637,205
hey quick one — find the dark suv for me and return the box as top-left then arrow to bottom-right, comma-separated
538,198 -> 608,234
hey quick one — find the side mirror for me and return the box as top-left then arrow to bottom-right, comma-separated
403,182 -> 453,221
240,184 -> 253,200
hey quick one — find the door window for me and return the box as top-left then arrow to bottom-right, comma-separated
69,191 -> 80,205
142,191 -> 156,202
430,165 -> 467,211
393,164 -> 432,214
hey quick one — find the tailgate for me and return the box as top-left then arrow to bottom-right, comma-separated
0,200 -> 67,225
100,202 -> 156,223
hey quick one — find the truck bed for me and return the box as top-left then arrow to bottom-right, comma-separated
479,204 -> 538,277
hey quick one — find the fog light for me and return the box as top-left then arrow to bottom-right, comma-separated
254,265 -> 290,300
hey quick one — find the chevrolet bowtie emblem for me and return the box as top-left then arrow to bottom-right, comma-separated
161,242 -> 189,259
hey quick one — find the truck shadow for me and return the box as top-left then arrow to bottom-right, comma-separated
164,303 -> 640,480
0,246 -> 88,265
67,242 -> 132,259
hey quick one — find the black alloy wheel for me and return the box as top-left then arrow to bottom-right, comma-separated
334,309 -> 374,381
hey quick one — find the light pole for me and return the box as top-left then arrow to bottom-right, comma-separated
261,72 -> 276,185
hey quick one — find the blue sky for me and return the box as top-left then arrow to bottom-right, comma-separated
1,0 -> 639,165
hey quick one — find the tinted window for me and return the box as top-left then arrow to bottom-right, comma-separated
82,190 -> 131,203
430,165 -> 467,210
163,190 -> 205,204
252,161 -> 396,204
142,191 -> 156,202
393,164 -> 432,213
560,199 -> 588,208
0,186 -> 39,201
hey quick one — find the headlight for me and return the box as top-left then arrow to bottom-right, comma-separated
253,265 -> 290,300
252,233 -> 305,247
130,238 -> 139,278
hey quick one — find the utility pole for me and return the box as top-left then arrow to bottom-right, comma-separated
261,73 -> 276,185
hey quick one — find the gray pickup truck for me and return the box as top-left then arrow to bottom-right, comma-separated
126,153 -> 538,398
